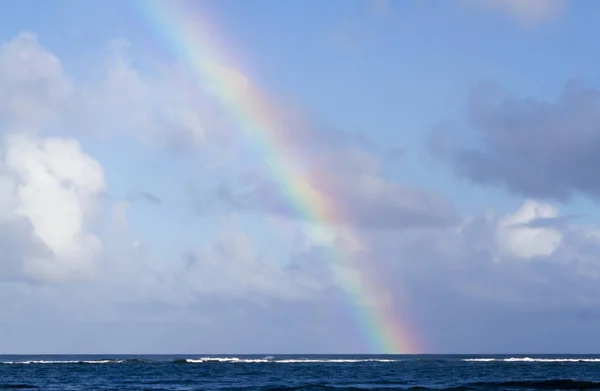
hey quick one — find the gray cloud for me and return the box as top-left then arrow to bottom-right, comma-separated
0,217 -> 52,284
211,178 -> 456,230
194,144 -> 458,230
431,81 -> 600,201
385,147 -> 405,161
128,191 -> 163,206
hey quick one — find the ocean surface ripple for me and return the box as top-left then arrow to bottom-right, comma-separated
2,354 -> 600,390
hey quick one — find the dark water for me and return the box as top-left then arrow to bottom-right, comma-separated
2,355 -> 600,390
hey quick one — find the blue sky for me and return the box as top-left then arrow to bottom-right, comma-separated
3,0 -> 600,354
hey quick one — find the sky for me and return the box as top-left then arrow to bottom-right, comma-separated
2,0 -> 600,354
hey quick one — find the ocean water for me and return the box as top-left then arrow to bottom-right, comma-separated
1,355 -> 600,390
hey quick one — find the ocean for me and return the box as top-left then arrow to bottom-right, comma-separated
1,355 -> 600,390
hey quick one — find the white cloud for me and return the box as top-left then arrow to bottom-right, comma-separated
0,134 -> 106,282
364,198 -> 600,302
0,32 -> 224,152
74,39 -> 217,150
182,219 -> 332,301
0,32 -> 72,129
0,31 -> 331,300
465,0 -> 566,25
0,33 -> 108,283
496,200 -> 563,259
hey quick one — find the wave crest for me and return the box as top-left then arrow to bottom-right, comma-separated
464,357 -> 600,363
1,359 -> 126,365
179,357 -> 398,364
0,357 -> 403,365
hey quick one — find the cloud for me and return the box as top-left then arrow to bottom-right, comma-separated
0,33 -> 229,154
0,34 -> 107,283
72,39 -> 226,151
378,200 -> 600,312
242,196 -> 600,352
430,81 -> 600,201
496,200 -> 562,259
0,28 -> 395,345
0,33 -> 72,129
464,0 -> 567,26
128,191 -> 163,206
6,196 -> 600,353
181,225 -> 334,302
0,134 -> 106,282
197,144 -> 458,231
0,31 -> 337,295
0,32 -> 231,155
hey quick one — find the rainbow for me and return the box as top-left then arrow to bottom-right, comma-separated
130,0 -> 422,354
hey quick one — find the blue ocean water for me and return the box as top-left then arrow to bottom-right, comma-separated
1,355 -> 600,390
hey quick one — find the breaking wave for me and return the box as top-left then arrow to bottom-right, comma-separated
176,358 -> 270,364
177,357 -> 400,364
7,357 -> 600,366
273,359 -> 398,364
0,359 -> 138,365
1,357 -> 401,365
464,357 -> 600,363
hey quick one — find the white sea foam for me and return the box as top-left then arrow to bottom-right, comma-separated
2,360 -> 123,365
1,357 -> 401,365
184,357 -> 399,364
464,357 -> 600,363
185,358 -> 270,363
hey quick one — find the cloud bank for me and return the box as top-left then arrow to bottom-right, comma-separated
2,28 -> 600,354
